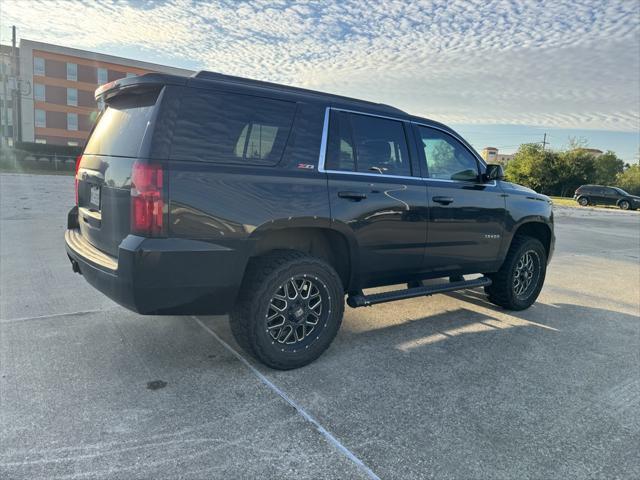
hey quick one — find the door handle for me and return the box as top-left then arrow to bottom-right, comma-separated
432,196 -> 454,205
338,191 -> 367,201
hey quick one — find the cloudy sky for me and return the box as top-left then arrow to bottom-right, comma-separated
1,0 -> 639,160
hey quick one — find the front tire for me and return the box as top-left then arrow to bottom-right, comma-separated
485,236 -> 547,311
230,250 -> 344,370
578,196 -> 589,206
619,200 -> 630,210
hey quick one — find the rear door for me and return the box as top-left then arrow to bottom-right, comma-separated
77,86 -> 162,257
323,110 -> 428,287
414,124 -> 506,273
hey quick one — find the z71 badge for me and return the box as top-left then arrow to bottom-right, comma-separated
297,163 -> 315,170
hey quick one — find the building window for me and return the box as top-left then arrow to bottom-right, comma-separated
67,112 -> 78,131
34,83 -> 45,101
34,57 -> 45,76
35,138 -> 47,144
67,88 -> 78,106
126,72 -> 136,78
35,109 -> 46,128
97,67 -> 108,85
66,62 -> 77,81
67,141 -> 79,146
6,107 -> 13,126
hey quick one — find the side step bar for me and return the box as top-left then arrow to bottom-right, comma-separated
346,277 -> 492,308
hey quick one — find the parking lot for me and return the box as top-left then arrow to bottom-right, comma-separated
1,172 -> 639,479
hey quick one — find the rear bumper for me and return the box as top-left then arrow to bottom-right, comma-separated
65,210 -> 246,314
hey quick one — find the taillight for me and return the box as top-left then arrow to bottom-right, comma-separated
131,162 -> 165,236
75,155 -> 82,205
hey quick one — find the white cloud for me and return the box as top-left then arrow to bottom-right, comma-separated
2,0 -> 638,130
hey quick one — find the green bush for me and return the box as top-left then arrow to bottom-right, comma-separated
617,165 -> 640,195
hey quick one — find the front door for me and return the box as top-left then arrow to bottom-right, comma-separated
414,125 -> 507,273
324,110 -> 428,287
602,187 -> 619,206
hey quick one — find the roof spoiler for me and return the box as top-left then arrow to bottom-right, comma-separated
94,72 -> 188,102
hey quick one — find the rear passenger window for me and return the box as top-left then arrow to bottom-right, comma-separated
326,111 -> 411,176
171,90 -> 296,165
326,111 -> 355,171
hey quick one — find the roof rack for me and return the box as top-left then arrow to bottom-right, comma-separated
192,70 -> 405,114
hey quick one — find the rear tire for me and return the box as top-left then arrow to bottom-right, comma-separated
230,250 -> 344,370
484,236 -> 547,311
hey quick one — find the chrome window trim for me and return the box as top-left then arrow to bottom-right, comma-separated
317,106 -> 330,170
317,106 -> 494,186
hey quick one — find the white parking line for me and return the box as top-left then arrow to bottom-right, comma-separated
192,316 -> 381,480
0,309 -> 107,324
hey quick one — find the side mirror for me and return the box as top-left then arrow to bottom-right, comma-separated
484,164 -> 505,181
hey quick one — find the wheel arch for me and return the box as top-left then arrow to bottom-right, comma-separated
246,224 -> 357,291
511,221 -> 552,257
617,198 -> 631,208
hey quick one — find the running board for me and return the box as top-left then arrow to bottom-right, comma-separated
346,277 -> 492,308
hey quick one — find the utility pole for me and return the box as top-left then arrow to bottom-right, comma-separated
11,25 -> 19,144
1,39 -> 8,148
541,133 -> 548,151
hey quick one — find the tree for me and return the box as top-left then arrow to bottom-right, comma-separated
555,149 -> 596,197
505,144 -> 559,195
593,151 -> 624,185
616,165 -> 640,195
504,142 -> 628,196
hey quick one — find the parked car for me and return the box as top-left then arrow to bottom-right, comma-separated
574,185 -> 640,210
65,71 -> 554,369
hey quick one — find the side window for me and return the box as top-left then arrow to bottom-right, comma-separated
326,111 -> 355,171
234,123 -> 279,160
605,188 -> 617,195
171,90 -> 296,165
349,113 -> 411,176
418,126 -> 479,181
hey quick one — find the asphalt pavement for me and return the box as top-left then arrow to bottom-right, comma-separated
1,173 -> 639,479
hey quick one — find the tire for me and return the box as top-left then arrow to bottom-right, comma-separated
578,196 -> 589,206
619,200 -> 630,210
230,250 -> 344,370
484,236 -> 547,311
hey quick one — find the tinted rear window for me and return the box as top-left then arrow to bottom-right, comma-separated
84,90 -> 159,157
170,90 -> 296,165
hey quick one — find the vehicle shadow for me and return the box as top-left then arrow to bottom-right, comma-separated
333,286 -> 637,358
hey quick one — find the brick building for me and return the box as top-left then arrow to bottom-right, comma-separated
18,39 -> 192,146
480,147 -> 515,165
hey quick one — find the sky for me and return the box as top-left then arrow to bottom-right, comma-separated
1,0 -> 639,162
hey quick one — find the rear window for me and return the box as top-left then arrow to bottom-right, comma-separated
326,111 -> 411,176
170,90 -> 296,165
84,90 -> 159,157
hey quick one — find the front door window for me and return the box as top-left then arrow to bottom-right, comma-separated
417,127 -> 479,181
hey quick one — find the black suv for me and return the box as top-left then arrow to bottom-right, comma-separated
574,185 -> 640,210
65,71 -> 554,369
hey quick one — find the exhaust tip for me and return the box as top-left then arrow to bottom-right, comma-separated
71,259 -> 81,274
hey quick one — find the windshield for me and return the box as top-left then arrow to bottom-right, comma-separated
614,187 -> 630,196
